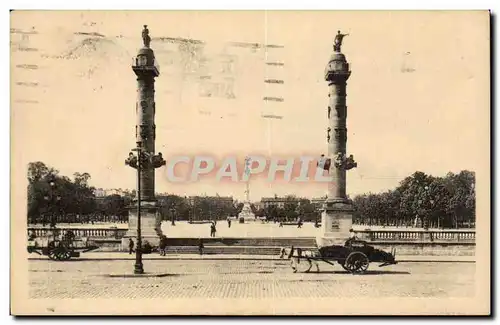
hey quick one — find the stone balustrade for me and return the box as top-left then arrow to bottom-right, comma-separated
357,229 -> 475,243
27,227 -> 475,243
27,227 -> 127,240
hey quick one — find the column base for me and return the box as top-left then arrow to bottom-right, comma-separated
316,200 -> 354,248
121,200 -> 162,251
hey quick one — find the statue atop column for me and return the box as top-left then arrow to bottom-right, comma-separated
142,25 -> 151,48
333,30 -> 349,52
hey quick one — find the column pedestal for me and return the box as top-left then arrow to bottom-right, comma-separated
316,199 -> 354,248
121,200 -> 163,250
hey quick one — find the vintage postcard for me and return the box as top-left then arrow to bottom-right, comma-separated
10,10 -> 490,315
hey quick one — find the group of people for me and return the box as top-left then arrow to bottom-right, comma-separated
128,235 -> 168,255
278,217 -> 305,228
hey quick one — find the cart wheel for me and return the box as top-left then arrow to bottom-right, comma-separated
48,251 -> 57,260
48,249 -> 58,260
340,263 -> 350,272
55,249 -> 64,261
59,249 -> 70,261
57,247 -> 71,261
344,252 -> 369,274
46,241 -> 56,260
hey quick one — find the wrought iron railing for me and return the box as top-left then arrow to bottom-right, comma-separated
132,57 -> 160,74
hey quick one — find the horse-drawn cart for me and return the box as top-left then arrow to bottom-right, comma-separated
280,239 -> 397,274
27,229 -> 99,261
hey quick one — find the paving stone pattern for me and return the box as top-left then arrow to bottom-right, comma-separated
29,259 -> 475,299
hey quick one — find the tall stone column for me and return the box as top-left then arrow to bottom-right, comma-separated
122,25 -> 166,250
317,31 -> 358,247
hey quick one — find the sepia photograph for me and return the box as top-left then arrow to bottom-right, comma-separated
10,10 -> 491,315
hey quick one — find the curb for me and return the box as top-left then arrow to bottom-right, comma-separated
28,256 -> 476,263
28,257 -> 281,261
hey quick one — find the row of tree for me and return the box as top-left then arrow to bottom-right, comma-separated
352,171 -> 475,228
27,162 -> 136,224
156,194 -> 243,221
27,162 -> 319,224
252,196 -> 321,222
27,161 -> 476,228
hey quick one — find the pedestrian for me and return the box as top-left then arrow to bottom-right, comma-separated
142,241 -> 153,254
210,222 -> 217,237
227,217 -> 231,228
159,235 -> 168,256
128,238 -> 134,254
345,228 -> 358,246
198,238 -> 204,255
28,230 -> 37,241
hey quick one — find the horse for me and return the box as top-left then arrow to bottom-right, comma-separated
279,246 -> 320,273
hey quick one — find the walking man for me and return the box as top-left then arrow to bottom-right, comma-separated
128,238 -> 134,254
210,222 -> 217,237
159,235 -> 168,256
198,238 -> 204,255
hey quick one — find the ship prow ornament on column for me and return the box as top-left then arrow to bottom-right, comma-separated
316,31 -> 358,248
122,25 -> 166,250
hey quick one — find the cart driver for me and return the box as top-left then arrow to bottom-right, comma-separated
345,228 -> 358,246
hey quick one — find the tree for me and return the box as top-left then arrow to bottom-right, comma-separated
157,194 -> 191,221
254,207 -> 265,218
465,184 -> 476,227
73,172 -> 91,187
263,205 -> 278,221
423,178 -> 452,228
352,170 -> 476,229
444,171 -> 475,228
27,162 -> 98,224
28,161 -> 57,183
398,171 -> 433,227
297,199 -> 318,222
283,195 -> 299,221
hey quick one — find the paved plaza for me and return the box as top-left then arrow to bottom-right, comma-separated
29,259 -> 475,299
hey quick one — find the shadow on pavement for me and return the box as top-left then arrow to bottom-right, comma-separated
301,270 -> 411,275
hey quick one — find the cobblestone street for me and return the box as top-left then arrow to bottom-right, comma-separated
29,259 -> 475,299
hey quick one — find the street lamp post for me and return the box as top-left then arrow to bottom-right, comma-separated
132,141 -> 144,275
422,185 -> 430,230
43,178 -> 61,229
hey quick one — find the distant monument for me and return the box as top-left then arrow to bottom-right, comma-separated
238,157 -> 256,221
317,31 -> 357,247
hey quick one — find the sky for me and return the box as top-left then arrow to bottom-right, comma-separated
11,10 -> 490,201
